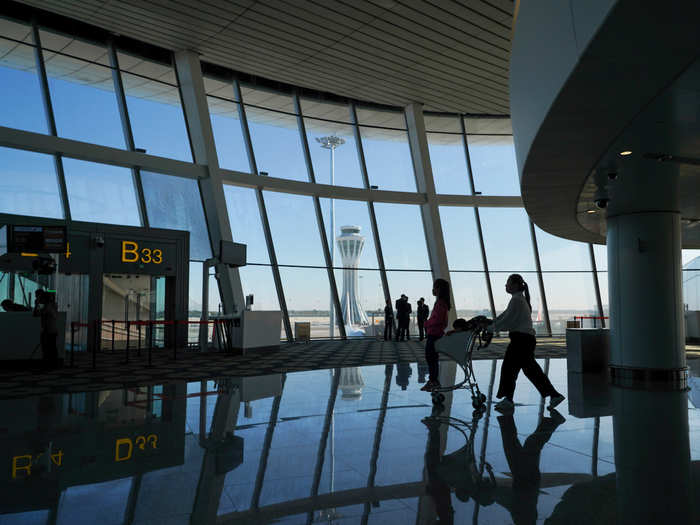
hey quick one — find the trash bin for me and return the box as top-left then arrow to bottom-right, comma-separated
295,322 -> 311,343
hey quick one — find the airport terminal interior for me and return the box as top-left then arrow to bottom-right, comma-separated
0,1 -> 698,523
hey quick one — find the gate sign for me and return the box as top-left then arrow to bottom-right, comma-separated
104,238 -> 177,275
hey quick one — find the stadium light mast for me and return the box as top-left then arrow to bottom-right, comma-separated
316,135 -> 345,338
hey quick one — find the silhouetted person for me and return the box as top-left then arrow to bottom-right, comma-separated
417,297 -> 429,341
496,410 -> 566,524
398,295 -> 412,341
421,279 -> 451,392
34,290 -> 59,369
384,299 -> 394,341
394,295 -> 403,341
489,274 -> 564,413
395,295 -> 411,341
396,362 -> 412,390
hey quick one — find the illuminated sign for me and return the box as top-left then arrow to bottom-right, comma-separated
115,434 -> 159,462
121,241 -> 163,265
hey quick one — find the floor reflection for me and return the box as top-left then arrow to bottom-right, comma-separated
0,357 -> 697,524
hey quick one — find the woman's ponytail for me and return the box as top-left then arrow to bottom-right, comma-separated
509,273 -> 532,312
523,282 -> 532,313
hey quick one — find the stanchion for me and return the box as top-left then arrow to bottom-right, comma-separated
125,321 -> 130,364
148,320 -> 153,367
70,322 -> 75,368
92,320 -> 97,369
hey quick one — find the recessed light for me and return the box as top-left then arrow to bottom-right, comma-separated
587,210 -> 596,214
620,150 -> 632,156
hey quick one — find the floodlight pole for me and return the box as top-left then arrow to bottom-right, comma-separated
316,136 -> 345,338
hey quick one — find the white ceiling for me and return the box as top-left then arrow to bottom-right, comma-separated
17,0 -> 514,114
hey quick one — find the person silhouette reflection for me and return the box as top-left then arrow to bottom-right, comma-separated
396,362 -> 412,390
423,409 -> 455,524
495,410 -> 566,524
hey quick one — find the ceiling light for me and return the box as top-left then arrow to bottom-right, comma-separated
587,210 -> 596,214
619,150 -> 632,156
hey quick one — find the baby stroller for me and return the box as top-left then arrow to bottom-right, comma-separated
430,315 -> 493,413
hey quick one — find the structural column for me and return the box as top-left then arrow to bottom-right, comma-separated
404,103 -> 456,326
174,50 -> 245,314
606,161 -> 685,384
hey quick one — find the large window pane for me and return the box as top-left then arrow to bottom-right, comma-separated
224,185 -> 269,265
0,147 -> 62,218
63,158 -> 140,225
360,127 -> 416,192
141,171 -> 211,260
41,31 -> 124,149
208,96 -> 249,173
451,272 -> 491,318
281,267 -> 332,339
118,52 -> 192,161
467,134 -> 520,196
535,226 -> 592,271
356,106 -> 406,128
246,106 -> 307,181
241,85 -> 295,112
439,206 -> 484,271
320,198 -> 379,269
428,132 -> 469,195
374,203 -> 429,270
239,265 -> 279,312
0,20 -> 46,133
543,272 -> 598,333
306,118 -> 363,188
264,192 -> 325,267
593,243 -> 607,271
479,207 -> 536,271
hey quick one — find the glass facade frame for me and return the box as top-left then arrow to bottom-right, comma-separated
0,13 -> 608,341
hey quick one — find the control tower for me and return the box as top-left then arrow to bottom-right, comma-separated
337,225 -> 370,332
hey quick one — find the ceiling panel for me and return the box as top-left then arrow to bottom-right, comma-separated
13,0 -> 514,114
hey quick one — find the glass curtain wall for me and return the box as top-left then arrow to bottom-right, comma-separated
0,13 -> 614,342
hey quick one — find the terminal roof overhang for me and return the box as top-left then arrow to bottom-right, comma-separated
510,1 -> 700,246
13,0 -> 515,115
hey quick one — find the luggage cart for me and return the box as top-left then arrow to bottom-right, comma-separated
430,316 -> 492,412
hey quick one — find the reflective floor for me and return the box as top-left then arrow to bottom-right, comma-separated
1,357 -> 699,524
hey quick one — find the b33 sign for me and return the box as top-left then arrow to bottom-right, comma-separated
121,241 -> 163,265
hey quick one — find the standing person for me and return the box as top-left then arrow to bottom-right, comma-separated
417,297 -> 430,341
394,295 -> 404,341
33,289 -> 59,369
383,299 -> 394,341
489,274 -> 564,413
420,279 -> 451,391
402,296 -> 412,340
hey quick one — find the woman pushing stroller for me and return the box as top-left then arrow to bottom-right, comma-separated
488,274 -> 565,413
420,278 -> 451,392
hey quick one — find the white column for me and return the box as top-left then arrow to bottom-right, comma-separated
404,103 -> 455,325
173,50 -> 245,314
606,160 -> 685,381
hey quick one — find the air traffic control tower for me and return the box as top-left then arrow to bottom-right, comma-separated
336,226 -> 369,334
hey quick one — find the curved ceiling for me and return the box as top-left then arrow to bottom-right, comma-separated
16,0 -> 514,114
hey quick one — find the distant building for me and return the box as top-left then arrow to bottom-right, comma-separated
337,226 -> 369,335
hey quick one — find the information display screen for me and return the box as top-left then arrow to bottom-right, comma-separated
7,225 -> 67,254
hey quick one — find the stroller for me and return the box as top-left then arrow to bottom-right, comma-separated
430,315 -> 493,413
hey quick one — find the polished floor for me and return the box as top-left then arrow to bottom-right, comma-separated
0,356 -> 699,524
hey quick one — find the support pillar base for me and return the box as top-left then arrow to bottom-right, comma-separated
609,365 -> 688,390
